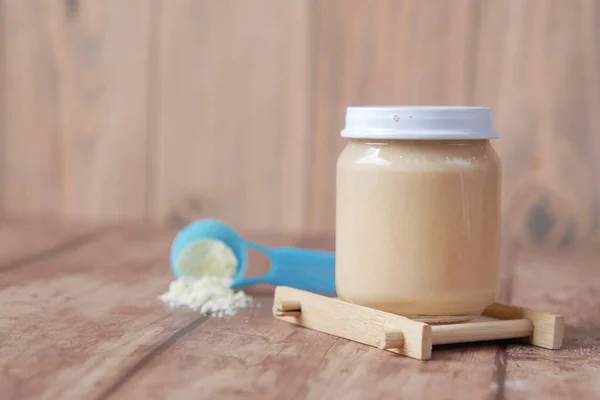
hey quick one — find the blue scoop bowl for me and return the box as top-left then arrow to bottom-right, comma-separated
170,219 -> 336,295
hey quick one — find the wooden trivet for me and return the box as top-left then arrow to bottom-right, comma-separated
273,286 -> 564,360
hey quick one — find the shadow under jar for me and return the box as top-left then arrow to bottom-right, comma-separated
336,107 -> 502,322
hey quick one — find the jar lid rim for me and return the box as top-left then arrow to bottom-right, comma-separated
342,106 -> 499,140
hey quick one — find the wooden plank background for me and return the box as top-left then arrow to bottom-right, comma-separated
0,0 -> 599,247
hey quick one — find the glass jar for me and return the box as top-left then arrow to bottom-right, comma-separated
336,107 -> 501,322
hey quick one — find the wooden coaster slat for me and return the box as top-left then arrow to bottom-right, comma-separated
273,286 -> 564,360
483,302 -> 564,349
274,286 -> 433,360
430,318 -> 533,345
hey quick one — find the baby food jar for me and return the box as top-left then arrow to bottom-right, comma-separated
336,107 -> 501,322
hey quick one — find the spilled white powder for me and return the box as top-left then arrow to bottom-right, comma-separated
159,239 -> 253,317
159,276 -> 253,318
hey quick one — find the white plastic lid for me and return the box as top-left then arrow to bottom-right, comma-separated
341,106 -> 498,140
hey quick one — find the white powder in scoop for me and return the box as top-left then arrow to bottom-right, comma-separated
175,239 -> 238,278
159,239 -> 253,317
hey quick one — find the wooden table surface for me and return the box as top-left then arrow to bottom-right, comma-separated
1,220 -> 599,400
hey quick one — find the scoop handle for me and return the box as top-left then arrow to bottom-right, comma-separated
264,247 -> 336,295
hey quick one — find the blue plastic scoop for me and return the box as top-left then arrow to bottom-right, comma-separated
170,219 -> 336,295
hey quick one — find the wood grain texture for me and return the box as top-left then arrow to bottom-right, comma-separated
474,0 -> 600,247
0,224 -> 202,400
502,246 -> 600,398
1,0 -> 151,221
0,219 -> 95,269
153,0 -> 310,233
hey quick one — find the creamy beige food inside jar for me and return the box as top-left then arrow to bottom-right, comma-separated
336,106 -> 501,322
